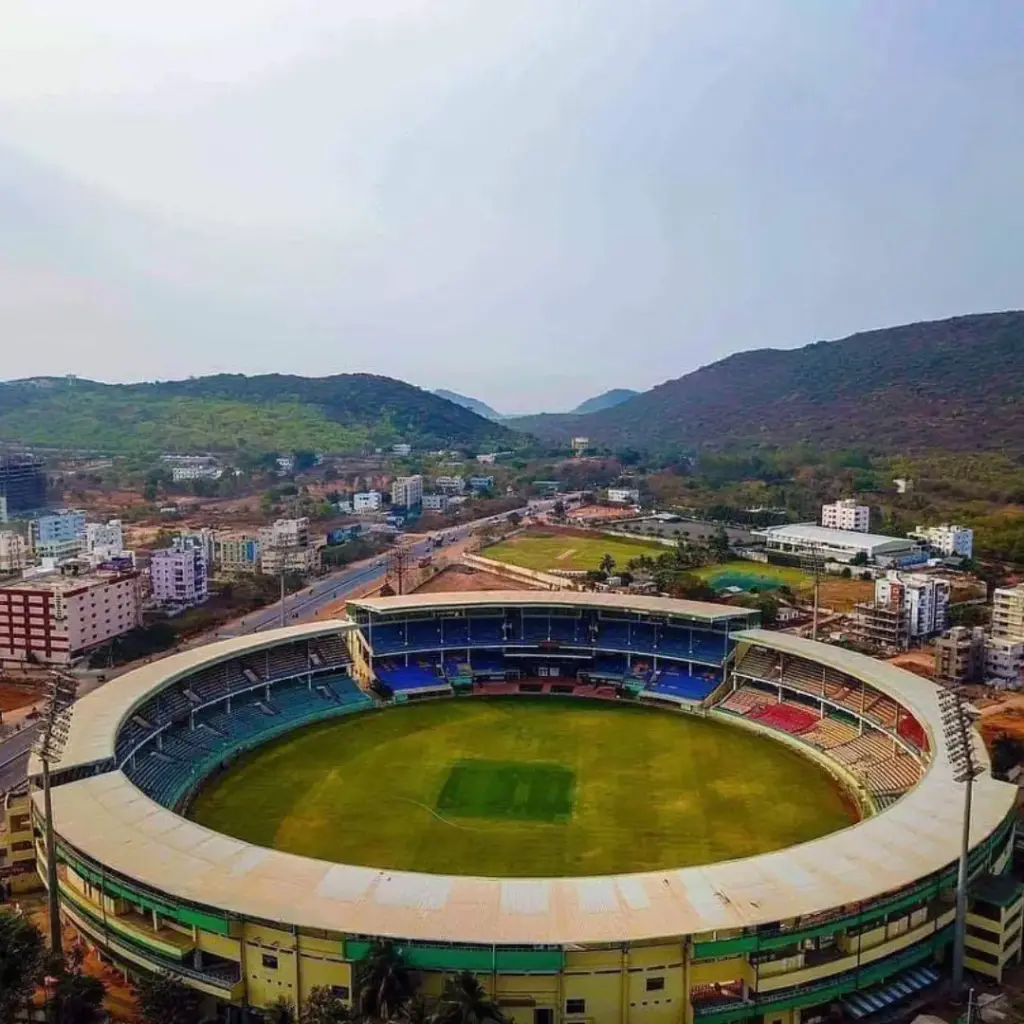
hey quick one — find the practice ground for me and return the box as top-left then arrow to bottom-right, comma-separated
484,531 -> 667,572
694,561 -> 811,593
189,697 -> 857,877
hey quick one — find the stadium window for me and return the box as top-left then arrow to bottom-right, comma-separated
565,1000 -> 586,1015
646,978 -> 665,992
262,954 -> 279,970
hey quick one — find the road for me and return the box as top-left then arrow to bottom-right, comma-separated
0,729 -> 34,793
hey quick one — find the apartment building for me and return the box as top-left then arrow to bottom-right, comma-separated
0,454 -> 46,515
468,476 -> 495,493
0,531 -> 28,574
259,518 -> 315,575
213,534 -> 261,575
853,571 -> 950,649
434,476 -> 465,495
934,626 -> 986,685
821,499 -> 870,533
607,488 -> 641,505
422,494 -> 451,512
31,509 -> 87,561
986,637 -> 1024,690
913,524 -> 974,559
992,584 -> 1024,643
171,464 -> 221,482
0,567 -> 142,665
150,538 -> 209,607
353,491 -> 382,513
85,519 -> 125,558
391,475 -> 423,509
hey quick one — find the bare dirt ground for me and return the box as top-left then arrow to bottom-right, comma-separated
887,649 -> 936,680
973,690 -> 1024,743
415,565 -> 538,594
567,505 -> 638,522
0,680 -> 45,714
817,578 -> 874,613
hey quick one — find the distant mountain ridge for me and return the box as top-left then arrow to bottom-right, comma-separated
0,374 -> 517,454
570,388 -> 639,415
433,388 -> 503,421
513,312 -> 1024,453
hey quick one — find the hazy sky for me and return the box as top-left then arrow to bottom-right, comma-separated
1,2 -> 1023,413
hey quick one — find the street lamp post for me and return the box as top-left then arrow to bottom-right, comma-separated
33,672 -> 78,959
937,687 -> 985,1002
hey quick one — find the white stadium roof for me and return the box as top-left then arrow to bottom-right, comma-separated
40,610 -> 1016,945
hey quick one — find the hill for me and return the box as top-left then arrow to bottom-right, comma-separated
0,374 -> 519,454
570,388 -> 639,415
433,389 -> 503,421
514,312 -> 1024,453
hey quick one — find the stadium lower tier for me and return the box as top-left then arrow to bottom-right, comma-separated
24,610 -> 1024,1024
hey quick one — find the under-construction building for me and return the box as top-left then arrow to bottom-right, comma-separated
0,454 -> 46,516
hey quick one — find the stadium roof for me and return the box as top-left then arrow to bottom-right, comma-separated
44,621 -> 354,775
42,616 -> 1016,946
348,591 -> 754,622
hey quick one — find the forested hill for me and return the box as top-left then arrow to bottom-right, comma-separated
0,373 -> 519,454
515,312 -> 1024,453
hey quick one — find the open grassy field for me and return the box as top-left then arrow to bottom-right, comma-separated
189,698 -> 857,877
484,531 -> 667,572
695,560 -> 812,593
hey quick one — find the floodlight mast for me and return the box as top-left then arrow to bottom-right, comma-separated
33,671 -> 77,959
937,688 -> 985,1002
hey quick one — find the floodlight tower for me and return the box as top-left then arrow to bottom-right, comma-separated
937,687 -> 985,1001
33,671 -> 78,958
799,542 -> 826,640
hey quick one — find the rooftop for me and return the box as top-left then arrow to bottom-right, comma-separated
348,590 -> 754,622
754,523 -> 919,551
0,568 -> 137,593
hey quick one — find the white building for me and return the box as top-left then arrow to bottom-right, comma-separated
434,476 -> 465,495
0,531 -> 28,573
985,637 -> 1024,690
353,491 -> 382,513
171,464 -> 221,483
392,443 -> 412,457
571,437 -> 589,456
607,488 -> 641,505
0,568 -> 142,665
753,523 -> 922,564
150,537 -> 209,607
992,584 -> 1024,643
391,475 -> 423,509
875,571 -> 950,639
85,520 -> 125,556
422,493 -> 451,512
821,499 -> 870,533
912,524 -> 974,559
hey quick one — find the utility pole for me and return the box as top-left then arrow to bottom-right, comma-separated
938,687 -> 985,1002
279,571 -> 286,628
388,543 -> 413,596
33,671 -> 78,959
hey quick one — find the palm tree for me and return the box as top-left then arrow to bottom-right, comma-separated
397,993 -> 436,1024
357,941 -> 415,1022
598,553 -> 615,577
436,971 -> 507,1024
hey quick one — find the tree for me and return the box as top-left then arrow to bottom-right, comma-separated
990,735 -> 1024,780
552,500 -> 566,519
399,994 -> 436,1024
850,551 -> 869,566
47,946 -> 105,1024
133,972 -> 203,1024
265,997 -> 296,1024
708,525 -> 730,561
0,909 -> 46,1023
436,972 -> 507,1024
301,987 -> 354,1024
598,553 -> 616,577
356,941 -> 415,1022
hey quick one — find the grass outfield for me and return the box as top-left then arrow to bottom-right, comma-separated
695,560 -> 812,593
188,698 -> 857,877
484,531 -> 667,572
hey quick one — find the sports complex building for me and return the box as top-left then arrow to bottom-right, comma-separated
19,592 -> 1024,1024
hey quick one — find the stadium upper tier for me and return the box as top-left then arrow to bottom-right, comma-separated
34,601 -> 1016,952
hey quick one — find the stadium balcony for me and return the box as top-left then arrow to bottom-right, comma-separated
749,702 -> 818,735
645,667 -> 721,703
466,618 -> 504,644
